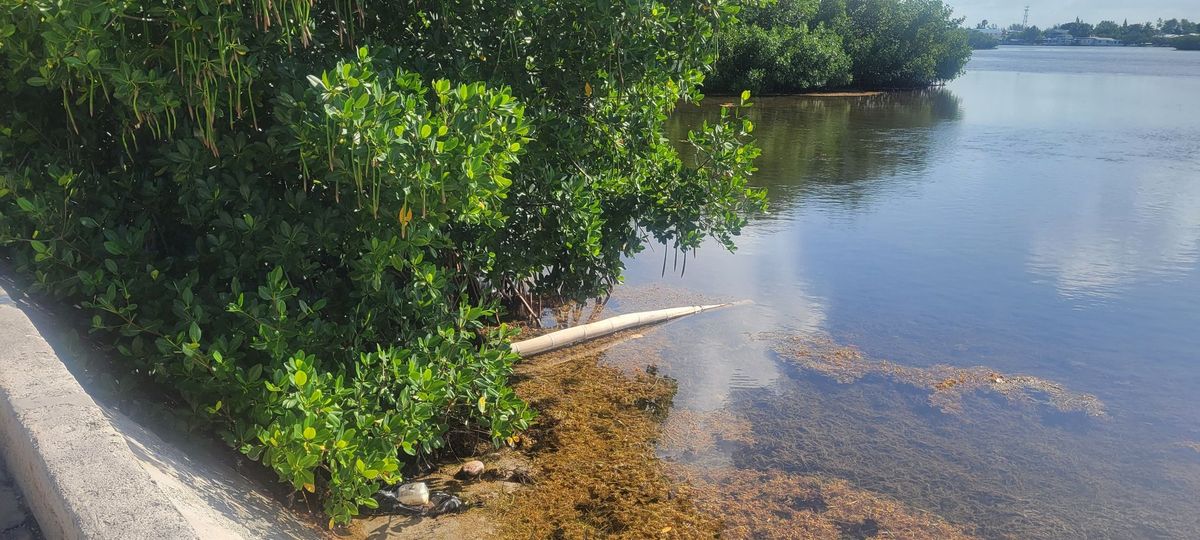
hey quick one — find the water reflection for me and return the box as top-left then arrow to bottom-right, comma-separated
670,89 -> 962,213
618,48 -> 1200,539
1028,167 -> 1200,300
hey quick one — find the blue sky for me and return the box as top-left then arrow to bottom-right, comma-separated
946,0 -> 1198,28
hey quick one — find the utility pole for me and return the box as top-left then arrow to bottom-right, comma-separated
1022,6 -> 1030,29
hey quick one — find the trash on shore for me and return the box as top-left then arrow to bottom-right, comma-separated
392,482 -> 430,506
374,482 -> 464,517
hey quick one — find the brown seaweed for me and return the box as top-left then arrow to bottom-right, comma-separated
769,335 -> 1107,417
673,465 -> 977,540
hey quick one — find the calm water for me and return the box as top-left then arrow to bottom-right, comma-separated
614,46 -> 1200,538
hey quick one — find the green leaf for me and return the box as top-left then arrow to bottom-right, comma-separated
188,322 -> 201,343
16,198 -> 34,212
740,90 -> 751,103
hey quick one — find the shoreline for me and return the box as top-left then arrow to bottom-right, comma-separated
348,289 -> 980,538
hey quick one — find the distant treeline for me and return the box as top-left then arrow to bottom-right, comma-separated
967,31 -> 999,50
1171,35 -> 1200,50
707,0 -> 971,94
969,17 -> 1200,47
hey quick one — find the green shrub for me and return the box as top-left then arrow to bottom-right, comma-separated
841,0 -> 972,88
968,30 -> 1000,50
1171,35 -> 1200,51
708,0 -> 972,93
709,0 -> 854,94
0,0 -> 764,525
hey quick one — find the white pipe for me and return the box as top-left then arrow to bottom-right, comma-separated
510,303 -> 738,357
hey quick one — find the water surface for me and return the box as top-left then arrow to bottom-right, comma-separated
612,46 -> 1200,538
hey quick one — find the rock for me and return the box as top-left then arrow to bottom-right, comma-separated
458,460 -> 485,478
394,482 -> 430,506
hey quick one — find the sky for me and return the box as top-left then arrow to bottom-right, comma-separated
945,0 -> 1198,29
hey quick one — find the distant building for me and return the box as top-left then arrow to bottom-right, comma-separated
1077,37 -> 1122,46
1043,28 -> 1075,45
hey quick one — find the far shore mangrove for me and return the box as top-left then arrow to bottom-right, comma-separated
708,0 -> 973,94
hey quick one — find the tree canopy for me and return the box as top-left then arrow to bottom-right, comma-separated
0,0 -> 764,525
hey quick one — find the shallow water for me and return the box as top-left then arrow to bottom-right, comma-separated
611,46 -> 1200,538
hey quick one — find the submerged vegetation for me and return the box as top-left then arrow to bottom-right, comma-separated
770,335 -> 1107,416
677,467 -> 976,539
660,406 -> 976,538
475,328 -> 979,539
494,344 -> 722,538
0,0 -> 765,525
708,0 -> 973,94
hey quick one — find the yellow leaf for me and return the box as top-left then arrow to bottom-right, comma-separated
328,517 -> 335,529
661,527 -> 673,534
398,206 -> 413,238
304,483 -> 315,493
584,82 -> 592,97
293,371 -> 308,386
303,427 -> 316,440
478,395 -> 488,413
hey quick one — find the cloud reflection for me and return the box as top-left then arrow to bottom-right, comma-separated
1028,169 -> 1200,300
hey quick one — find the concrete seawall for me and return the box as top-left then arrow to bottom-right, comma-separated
0,281 -> 324,539
0,282 -> 197,539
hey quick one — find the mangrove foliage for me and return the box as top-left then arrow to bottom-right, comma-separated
708,0 -> 972,94
0,0 -> 764,525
